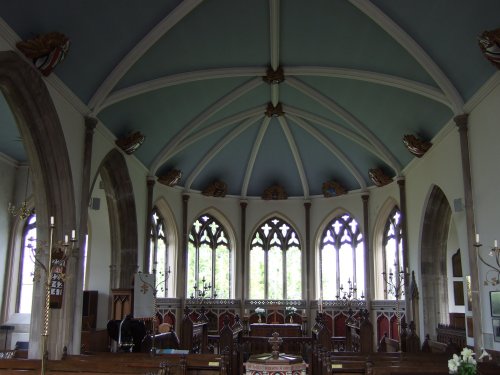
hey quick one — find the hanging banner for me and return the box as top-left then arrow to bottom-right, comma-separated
133,273 -> 155,319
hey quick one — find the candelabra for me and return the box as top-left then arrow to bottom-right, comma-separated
8,167 -> 34,219
474,235 -> 500,286
33,217 -> 76,375
190,276 -> 217,301
336,278 -> 365,319
138,265 -> 171,356
382,264 -> 406,350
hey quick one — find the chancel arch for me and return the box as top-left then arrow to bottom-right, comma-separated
420,184 -> 452,339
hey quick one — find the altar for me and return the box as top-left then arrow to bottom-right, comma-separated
249,323 -> 302,337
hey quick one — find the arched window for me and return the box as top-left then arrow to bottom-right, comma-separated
149,208 -> 169,297
249,217 -> 301,300
382,207 -> 404,300
187,214 -> 232,299
320,213 -> 364,300
17,213 -> 36,313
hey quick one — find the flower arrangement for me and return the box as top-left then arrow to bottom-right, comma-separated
285,306 -> 297,315
448,348 -> 477,375
255,307 -> 265,322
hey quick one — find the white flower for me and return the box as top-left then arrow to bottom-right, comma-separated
448,358 -> 459,373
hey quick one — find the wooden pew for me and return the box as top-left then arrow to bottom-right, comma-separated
0,353 -> 230,375
180,307 -> 208,354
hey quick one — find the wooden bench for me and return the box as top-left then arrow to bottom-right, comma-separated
180,307 -> 208,354
0,353 -> 229,375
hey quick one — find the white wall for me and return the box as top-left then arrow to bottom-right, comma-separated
468,78 -> 500,350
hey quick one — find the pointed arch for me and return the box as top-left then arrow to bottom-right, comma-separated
0,51 -> 76,359
187,208 -> 236,299
420,184 -> 452,339
153,197 -> 179,298
248,214 -> 303,300
96,149 -> 138,289
372,197 -> 400,299
316,208 -> 365,300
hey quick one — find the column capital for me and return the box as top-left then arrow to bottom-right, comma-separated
84,116 -> 98,131
361,193 -> 370,202
182,194 -> 190,203
304,201 -> 311,209
454,113 -> 469,131
240,200 -> 248,209
147,176 -> 156,188
397,177 -> 406,187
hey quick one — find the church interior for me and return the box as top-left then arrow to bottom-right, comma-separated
1,1 -> 500,374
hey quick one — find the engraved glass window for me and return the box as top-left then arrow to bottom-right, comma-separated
17,213 -> 36,313
188,214 -> 231,299
382,207 -> 404,300
249,217 -> 301,300
149,208 -> 169,297
320,213 -> 364,300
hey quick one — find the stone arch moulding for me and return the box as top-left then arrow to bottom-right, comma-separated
0,51 -> 76,359
97,149 -> 138,289
420,184 -> 452,340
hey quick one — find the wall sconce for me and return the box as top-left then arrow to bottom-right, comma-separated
474,234 -> 500,286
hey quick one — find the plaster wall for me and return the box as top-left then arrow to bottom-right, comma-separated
468,78 -> 500,350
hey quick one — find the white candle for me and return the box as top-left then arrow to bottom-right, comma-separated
64,235 -> 69,244
50,216 -> 54,225
495,240 -> 498,248
476,233 -> 480,243
71,230 -> 76,240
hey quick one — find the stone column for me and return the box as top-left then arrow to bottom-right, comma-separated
240,200 -> 247,316
143,177 -> 156,272
397,177 -> 412,323
455,114 -> 483,353
70,116 -> 97,355
304,201 -> 311,331
361,193 -> 371,313
179,194 -> 190,303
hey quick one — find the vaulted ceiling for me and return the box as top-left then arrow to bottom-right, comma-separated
1,0 -> 499,198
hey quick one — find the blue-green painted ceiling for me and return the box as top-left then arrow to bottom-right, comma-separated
0,0 -> 498,198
